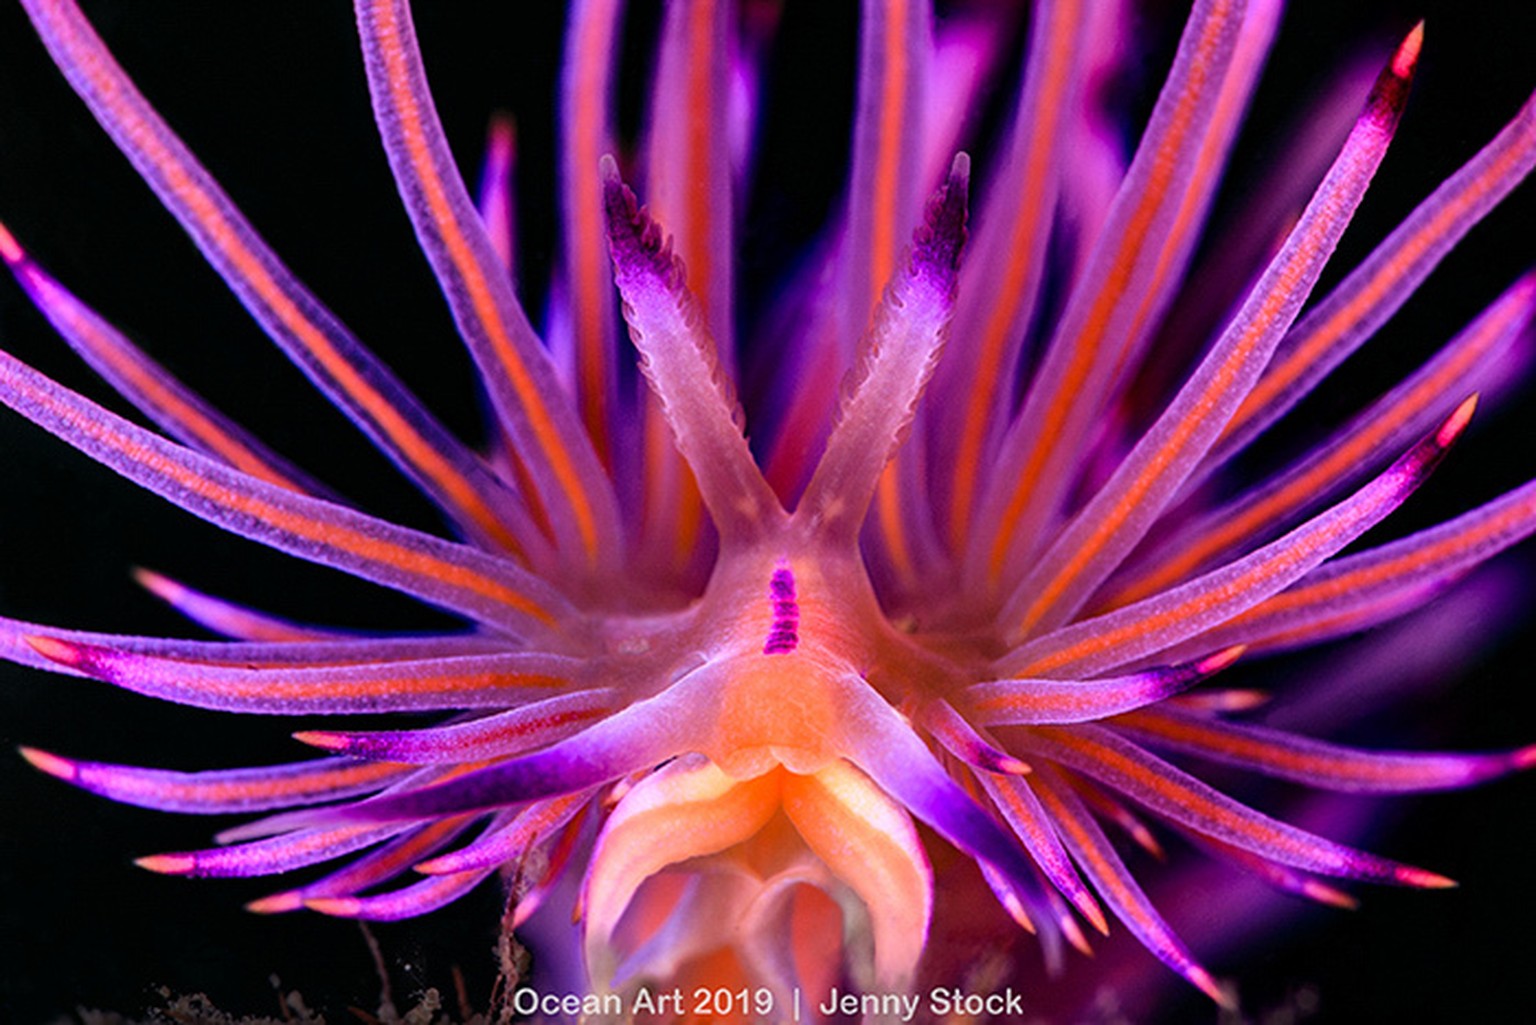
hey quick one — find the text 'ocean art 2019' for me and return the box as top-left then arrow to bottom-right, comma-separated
1,1 -> 1534,1022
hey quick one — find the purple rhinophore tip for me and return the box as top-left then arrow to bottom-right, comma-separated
600,154 -> 679,293
909,152 -> 971,296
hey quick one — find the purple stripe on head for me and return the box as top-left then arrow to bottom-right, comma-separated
763,563 -> 799,655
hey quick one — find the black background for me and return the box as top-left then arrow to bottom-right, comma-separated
0,2 -> 1533,1022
